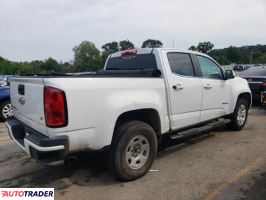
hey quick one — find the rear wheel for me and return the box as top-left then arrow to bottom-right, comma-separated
0,100 -> 13,121
227,98 -> 248,131
109,121 -> 158,181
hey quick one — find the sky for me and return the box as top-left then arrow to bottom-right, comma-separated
0,0 -> 266,62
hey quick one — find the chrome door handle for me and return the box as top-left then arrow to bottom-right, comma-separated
173,84 -> 184,90
204,84 -> 212,89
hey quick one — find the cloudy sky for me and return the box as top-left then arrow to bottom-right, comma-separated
0,0 -> 266,61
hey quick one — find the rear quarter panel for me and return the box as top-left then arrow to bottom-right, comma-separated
44,77 -> 169,151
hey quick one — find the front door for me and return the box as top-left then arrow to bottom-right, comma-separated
195,55 -> 230,121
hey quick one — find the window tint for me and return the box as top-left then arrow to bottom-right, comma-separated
167,53 -> 195,77
106,54 -> 157,70
197,55 -> 223,79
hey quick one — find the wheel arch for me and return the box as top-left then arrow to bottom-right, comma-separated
112,108 -> 162,142
0,97 -> 10,104
237,92 -> 252,109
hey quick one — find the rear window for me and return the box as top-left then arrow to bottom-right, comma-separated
106,54 -> 157,70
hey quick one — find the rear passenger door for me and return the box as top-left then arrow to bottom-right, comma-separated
195,55 -> 230,121
162,51 -> 203,130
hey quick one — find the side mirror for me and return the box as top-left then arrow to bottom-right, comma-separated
224,70 -> 235,80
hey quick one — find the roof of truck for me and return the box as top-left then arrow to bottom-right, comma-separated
110,48 -> 209,58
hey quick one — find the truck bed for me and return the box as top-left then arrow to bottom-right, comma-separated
9,73 -> 168,151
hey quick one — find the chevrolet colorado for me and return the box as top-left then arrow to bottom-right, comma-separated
6,48 -> 251,180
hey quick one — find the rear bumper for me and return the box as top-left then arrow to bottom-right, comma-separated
6,118 -> 68,165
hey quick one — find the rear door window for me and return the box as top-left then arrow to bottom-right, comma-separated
167,53 -> 195,77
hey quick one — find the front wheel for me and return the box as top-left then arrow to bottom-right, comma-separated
109,121 -> 158,181
227,98 -> 249,131
0,101 -> 13,121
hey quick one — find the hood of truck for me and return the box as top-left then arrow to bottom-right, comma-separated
10,77 -> 49,136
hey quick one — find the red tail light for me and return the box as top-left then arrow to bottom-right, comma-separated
121,50 -> 137,57
44,86 -> 67,127
262,82 -> 266,88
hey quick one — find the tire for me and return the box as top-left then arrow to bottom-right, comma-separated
109,121 -> 158,181
0,100 -> 12,121
227,98 -> 249,131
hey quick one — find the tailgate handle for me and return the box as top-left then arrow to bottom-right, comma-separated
18,84 -> 25,95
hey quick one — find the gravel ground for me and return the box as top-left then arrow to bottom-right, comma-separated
0,106 -> 266,200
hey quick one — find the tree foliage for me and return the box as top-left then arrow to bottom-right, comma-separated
197,42 -> 214,53
102,42 -> 119,54
208,44 -> 266,65
188,46 -> 197,51
141,39 -> 163,48
119,40 -> 134,51
0,57 -> 75,75
73,41 -> 101,71
188,42 -> 214,53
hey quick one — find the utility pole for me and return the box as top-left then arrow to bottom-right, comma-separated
172,38 -> 175,48
250,48 -> 253,64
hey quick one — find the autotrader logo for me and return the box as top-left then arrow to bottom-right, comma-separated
0,188 -> 54,200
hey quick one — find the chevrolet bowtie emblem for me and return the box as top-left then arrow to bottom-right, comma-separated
19,97 -> 25,105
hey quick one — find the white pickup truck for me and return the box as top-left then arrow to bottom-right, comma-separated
6,48 -> 251,180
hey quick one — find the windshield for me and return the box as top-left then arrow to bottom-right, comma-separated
106,54 -> 157,70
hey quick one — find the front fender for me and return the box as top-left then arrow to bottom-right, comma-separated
228,77 -> 252,113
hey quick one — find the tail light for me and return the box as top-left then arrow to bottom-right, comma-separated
44,86 -> 67,127
262,82 -> 266,88
121,50 -> 137,57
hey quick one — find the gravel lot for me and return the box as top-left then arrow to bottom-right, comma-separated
0,106 -> 266,200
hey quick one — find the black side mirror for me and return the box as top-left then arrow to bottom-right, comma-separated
224,70 -> 235,80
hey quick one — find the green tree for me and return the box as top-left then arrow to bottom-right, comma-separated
197,42 -> 214,53
102,42 -> 119,54
188,46 -> 197,51
42,57 -> 61,72
212,55 -> 230,65
119,40 -> 134,51
226,46 -> 241,63
254,53 -> 266,64
141,39 -> 163,48
73,41 -> 101,71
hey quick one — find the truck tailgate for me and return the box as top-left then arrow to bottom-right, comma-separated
10,77 -> 48,136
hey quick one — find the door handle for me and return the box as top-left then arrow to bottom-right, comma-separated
204,84 -> 212,89
173,84 -> 184,90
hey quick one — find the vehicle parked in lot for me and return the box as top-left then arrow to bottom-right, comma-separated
0,75 -> 12,87
6,48 -> 251,180
262,91 -> 266,106
233,65 -> 245,71
233,65 -> 254,72
239,66 -> 266,104
0,86 -> 12,121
